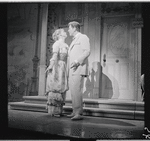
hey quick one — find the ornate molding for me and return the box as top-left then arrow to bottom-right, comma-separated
32,56 -> 39,72
101,3 -> 135,14
59,3 -> 83,27
108,23 -> 127,56
46,4 -> 59,66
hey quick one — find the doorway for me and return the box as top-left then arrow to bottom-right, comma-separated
100,15 -> 136,100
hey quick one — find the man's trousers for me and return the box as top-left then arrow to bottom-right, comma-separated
69,73 -> 83,115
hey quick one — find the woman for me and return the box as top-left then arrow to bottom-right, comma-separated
45,28 -> 69,117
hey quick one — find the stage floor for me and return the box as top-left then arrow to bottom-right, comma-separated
7,108 -> 144,139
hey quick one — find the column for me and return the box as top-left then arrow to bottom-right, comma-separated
29,4 -> 40,96
38,4 -> 48,96
136,4 -> 142,101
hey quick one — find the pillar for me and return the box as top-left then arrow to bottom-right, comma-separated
29,4 -> 40,96
38,4 -> 48,96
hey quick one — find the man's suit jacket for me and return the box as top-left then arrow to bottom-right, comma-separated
68,32 -> 90,76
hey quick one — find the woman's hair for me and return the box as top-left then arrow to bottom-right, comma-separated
68,21 -> 80,32
52,28 -> 63,41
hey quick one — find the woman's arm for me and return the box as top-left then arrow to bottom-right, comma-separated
45,42 -> 59,73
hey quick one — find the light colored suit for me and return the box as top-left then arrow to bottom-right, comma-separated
68,32 -> 90,115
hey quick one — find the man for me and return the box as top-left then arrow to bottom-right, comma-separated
67,21 -> 91,120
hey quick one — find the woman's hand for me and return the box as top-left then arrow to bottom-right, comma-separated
45,65 -> 53,73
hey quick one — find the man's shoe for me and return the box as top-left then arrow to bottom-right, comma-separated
71,115 -> 83,120
67,113 -> 75,118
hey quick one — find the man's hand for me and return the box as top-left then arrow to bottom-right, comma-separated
70,60 -> 80,71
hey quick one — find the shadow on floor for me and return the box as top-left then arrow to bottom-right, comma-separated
3,128 -> 96,140
44,114 -> 136,127
8,109 -> 145,139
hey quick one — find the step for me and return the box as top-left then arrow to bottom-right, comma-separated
63,105 -> 144,120
24,96 -> 47,104
9,102 -> 144,120
23,96 -> 144,111
9,102 -> 47,113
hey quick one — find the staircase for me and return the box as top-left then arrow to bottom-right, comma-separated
9,96 -> 144,120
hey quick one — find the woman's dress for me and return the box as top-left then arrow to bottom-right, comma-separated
45,41 -> 69,116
